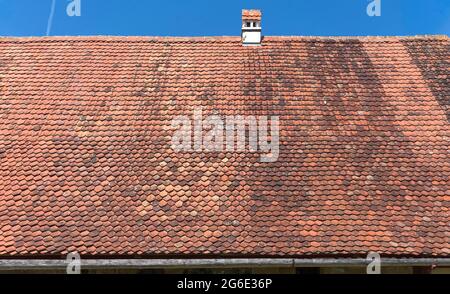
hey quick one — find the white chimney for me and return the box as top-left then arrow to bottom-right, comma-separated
242,9 -> 262,45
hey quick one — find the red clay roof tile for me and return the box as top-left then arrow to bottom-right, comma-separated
0,35 -> 448,258
242,9 -> 262,21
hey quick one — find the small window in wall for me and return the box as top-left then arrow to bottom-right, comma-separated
179,268 -> 253,274
246,22 -> 251,27
296,267 -> 320,274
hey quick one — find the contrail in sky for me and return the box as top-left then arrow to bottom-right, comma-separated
46,0 -> 56,36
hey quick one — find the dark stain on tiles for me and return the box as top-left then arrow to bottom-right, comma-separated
402,38 -> 450,122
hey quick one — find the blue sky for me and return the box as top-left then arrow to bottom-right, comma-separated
0,0 -> 448,37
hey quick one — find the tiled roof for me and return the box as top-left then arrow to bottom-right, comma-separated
242,9 -> 262,21
0,36 -> 448,258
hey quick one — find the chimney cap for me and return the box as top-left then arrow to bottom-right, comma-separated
242,9 -> 262,21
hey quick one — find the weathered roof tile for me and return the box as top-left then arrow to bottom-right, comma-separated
0,35 -> 448,257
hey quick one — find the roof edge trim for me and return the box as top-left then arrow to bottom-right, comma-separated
1,258 -> 449,270
0,35 -> 447,43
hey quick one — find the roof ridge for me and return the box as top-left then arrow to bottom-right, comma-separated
0,35 -> 447,43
